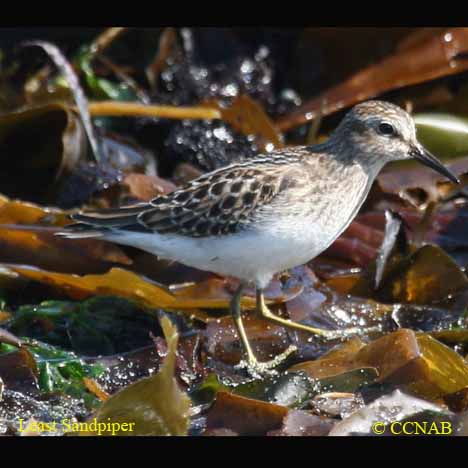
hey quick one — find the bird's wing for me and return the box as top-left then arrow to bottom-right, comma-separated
70,152 -> 303,238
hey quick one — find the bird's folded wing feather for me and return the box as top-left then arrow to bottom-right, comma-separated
71,156 -> 301,238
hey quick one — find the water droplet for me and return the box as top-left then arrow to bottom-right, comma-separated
222,83 -> 238,97
240,59 -> 255,75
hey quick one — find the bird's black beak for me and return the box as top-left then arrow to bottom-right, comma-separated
409,145 -> 460,184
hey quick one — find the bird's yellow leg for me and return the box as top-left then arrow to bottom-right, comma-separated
230,283 -> 257,365
256,290 -> 377,339
230,283 -> 296,378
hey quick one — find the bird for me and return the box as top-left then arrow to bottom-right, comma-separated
58,100 -> 460,377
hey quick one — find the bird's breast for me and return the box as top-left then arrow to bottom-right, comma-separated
255,164 -> 371,268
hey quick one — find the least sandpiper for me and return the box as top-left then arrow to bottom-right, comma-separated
59,100 -> 459,376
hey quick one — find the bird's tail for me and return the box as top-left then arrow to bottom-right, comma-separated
55,223 -> 109,239
55,202 -> 151,239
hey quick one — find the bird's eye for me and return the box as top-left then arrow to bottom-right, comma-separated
378,122 -> 396,136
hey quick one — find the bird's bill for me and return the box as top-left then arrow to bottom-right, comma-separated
410,145 -> 460,184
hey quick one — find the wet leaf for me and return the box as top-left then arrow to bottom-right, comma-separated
444,386 -> 468,412
0,195 -> 69,226
291,329 -> 468,400
205,314 -> 292,365
205,391 -> 287,435
377,245 -> 468,305
7,297 -> 161,356
206,95 -> 283,150
0,388 -> 89,435
409,333 -> 468,398
83,378 -> 109,402
91,344 -> 163,396
0,103 -> 87,202
311,392 -> 365,419
392,304 -> 464,333
0,346 -> 39,394
288,337 -> 367,380
267,410 -> 334,436
0,226 -> 131,274
198,371 -> 317,409
190,373 -> 230,405
318,367 -> 380,394
358,330 -> 468,398
430,329 -> 468,345
81,314 -> 191,436
329,389 -> 446,436
7,265 -> 254,310
8,265 -> 302,313
13,339 -> 105,407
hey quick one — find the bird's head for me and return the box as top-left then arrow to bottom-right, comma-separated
336,100 -> 460,184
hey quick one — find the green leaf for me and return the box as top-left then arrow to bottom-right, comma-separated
75,46 -> 138,102
414,113 -> 468,158
190,373 -> 230,405
317,367 -> 379,394
25,339 -> 105,407
8,297 -> 160,356
192,371 -> 318,409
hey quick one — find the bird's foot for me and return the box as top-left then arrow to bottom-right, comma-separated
257,292 -> 382,341
313,325 -> 382,341
234,344 -> 297,379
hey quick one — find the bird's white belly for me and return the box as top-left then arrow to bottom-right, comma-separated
106,216 -> 334,289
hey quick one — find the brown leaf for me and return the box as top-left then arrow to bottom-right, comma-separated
0,347 -> 39,394
277,28 -> 468,132
0,195 -> 69,226
91,27 -> 128,55
205,391 -> 287,435
0,226 -> 131,274
83,378 -> 110,402
6,265 -> 260,310
376,245 -> 468,305
146,28 -> 177,89
205,314 -> 292,365
444,387 -> 468,412
0,102 -> 87,202
172,162 -> 203,185
206,95 -> 283,151
291,329 -> 468,400
121,173 -> 177,202
87,101 -> 221,120
288,336 -> 366,379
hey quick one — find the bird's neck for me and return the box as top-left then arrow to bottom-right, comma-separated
306,137 -> 387,183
